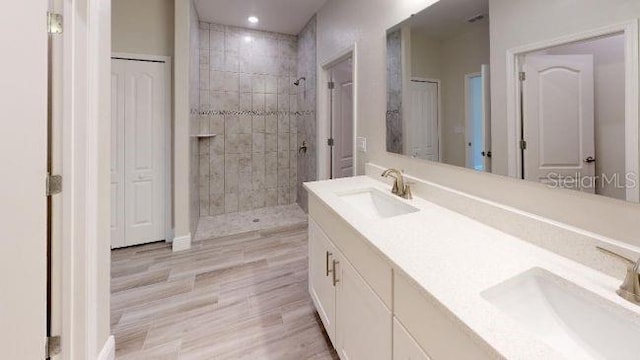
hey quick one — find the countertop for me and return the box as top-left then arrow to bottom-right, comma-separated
304,176 -> 640,360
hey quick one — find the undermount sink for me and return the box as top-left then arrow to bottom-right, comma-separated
337,188 -> 419,219
482,268 -> 640,359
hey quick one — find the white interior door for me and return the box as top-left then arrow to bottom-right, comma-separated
523,55 -> 595,192
111,60 -> 126,248
331,58 -> 354,178
0,1 -> 48,357
481,64 -> 492,172
111,58 -> 167,248
409,80 -> 439,161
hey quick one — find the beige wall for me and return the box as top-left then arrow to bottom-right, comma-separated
174,0 -> 192,245
316,0 -> 640,249
411,31 -> 442,79
112,0 -> 175,56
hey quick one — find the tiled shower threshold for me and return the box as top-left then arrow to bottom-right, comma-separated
194,204 -> 308,241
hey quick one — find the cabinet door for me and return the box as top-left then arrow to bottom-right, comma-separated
335,254 -> 392,360
309,219 -> 337,345
394,318 -> 431,360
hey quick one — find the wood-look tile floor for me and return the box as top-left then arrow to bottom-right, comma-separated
111,222 -> 339,360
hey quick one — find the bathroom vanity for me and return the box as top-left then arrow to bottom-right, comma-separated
305,175 -> 640,360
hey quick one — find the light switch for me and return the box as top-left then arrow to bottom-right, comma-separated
356,137 -> 367,152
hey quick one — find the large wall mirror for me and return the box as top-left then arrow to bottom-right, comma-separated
386,0 -> 640,202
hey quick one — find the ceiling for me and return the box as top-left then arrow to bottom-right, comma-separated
195,0 -> 327,35
403,0 -> 489,40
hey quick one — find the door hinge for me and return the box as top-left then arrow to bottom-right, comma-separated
519,71 -> 526,81
47,12 -> 63,34
519,139 -> 527,150
327,138 -> 335,146
46,335 -> 61,358
46,174 -> 62,196
328,81 -> 335,90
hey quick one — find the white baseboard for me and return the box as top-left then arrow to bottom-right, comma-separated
172,233 -> 192,252
97,336 -> 115,360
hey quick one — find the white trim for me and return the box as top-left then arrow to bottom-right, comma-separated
410,77 -> 442,162
505,20 -> 640,201
97,336 -> 115,360
464,72 -> 482,169
172,233 -> 192,252
111,52 -> 171,63
110,54 -> 174,242
319,44 -> 358,180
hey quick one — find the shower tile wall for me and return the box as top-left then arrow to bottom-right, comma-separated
386,29 -> 403,154
198,22 -> 298,216
296,16 -> 317,212
189,3 -> 200,234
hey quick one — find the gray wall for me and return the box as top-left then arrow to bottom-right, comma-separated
296,16 -> 318,212
197,23 -> 299,216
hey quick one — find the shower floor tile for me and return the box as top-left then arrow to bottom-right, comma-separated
195,204 -> 307,241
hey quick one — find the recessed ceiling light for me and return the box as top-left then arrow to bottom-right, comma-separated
248,16 -> 259,24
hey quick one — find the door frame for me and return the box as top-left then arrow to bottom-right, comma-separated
464,72 -> 482,169
319,44 -> 358,180
505,19 -> 639,201
409,77 -> 442,162
111,52 -> 173,244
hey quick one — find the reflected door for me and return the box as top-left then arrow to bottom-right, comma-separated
522,55 -> 595,192
330,58 -> 354,179
111,58 -> 167,248
409,80 -> 439,161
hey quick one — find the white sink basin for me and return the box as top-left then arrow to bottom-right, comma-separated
482,268 -> 640,359
337,188 -> 419,219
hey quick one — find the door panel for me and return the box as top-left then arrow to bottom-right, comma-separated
409,81 -> 439,161
124,61 -> 166,246
523,55 -> 595,192
0,1 -> 48,357
309,219 -> 337,345
481,65 -> 492,172
111,59 -> 166,248
335,254 -> 392,360
330,58 -> 354,179
111,60 -> 126,248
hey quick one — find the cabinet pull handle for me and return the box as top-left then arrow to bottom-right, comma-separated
326,251 -> 333,276
332,259 -> 340,286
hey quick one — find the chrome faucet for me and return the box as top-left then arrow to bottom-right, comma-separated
597,246 -> 640,305
381,168 -> 412,199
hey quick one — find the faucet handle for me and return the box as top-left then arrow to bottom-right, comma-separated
597,246 -> 640,305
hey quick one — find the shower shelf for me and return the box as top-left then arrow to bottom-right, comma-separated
193,133 -> 217,139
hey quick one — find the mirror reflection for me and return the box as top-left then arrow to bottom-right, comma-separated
386,0 -> 637,202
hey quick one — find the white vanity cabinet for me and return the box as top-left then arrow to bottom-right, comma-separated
308,219 -> 338,345
307,193 -> 489,360
309,215 -> 392,360
393,318 -> 432,360
334,253 -> 392,360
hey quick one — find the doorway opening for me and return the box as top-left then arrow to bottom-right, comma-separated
110,54 -> 172,248
324,53 -> 356,179
506,21 -> 639,202
464,64 -> 491,171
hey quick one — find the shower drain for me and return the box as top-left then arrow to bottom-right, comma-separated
252,218 -> 260,223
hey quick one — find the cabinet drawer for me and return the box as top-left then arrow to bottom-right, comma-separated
394,317 -> 431,360
394,273 -> 493,360
309,194 -> 392,308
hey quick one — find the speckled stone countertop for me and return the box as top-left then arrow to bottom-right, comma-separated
304,176 -> 640,360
